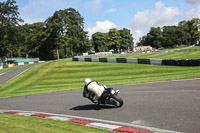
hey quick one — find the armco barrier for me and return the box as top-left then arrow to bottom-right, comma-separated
78,58 -> 85,62
99,58 -> 107,62
92,58 -> 99,62
138,59 -> 150,64
72,57 -> 200,66
85,58 -> 92,62
107,58 -> 117,63
3,65 -> 8,68
18,62 -> 24,66
72,58 -> 78,61
150,59 -> 162,65
126,58 -> 138,64
162,59 -> 200,66
116,58 -> 127,63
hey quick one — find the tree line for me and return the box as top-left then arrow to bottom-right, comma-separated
1,0 -> 200,60
0,0 -> 134,60
0,0 -> 90,60
137,18 -> 200,48
92,28 -> 134,53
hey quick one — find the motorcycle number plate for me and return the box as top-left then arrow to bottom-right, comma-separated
111,90 -> 115,94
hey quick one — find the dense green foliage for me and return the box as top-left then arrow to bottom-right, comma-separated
0,0 -> 90,60
1,0 -> 200,60
0,113 -> 111,133
138,18 -> 200,48
119,28 -> 134,49
92,28 -> 134,52
0,58 -> 200,98
92,32 -> 108,52
0,0 -> 23,57
43,8 -> 90,59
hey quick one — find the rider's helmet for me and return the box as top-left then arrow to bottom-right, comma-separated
85,78 -> 91,85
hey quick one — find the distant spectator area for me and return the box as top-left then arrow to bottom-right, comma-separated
133,46 -> 152,52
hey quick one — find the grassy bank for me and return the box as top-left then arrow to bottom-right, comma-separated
0,58 -> 200,98
0,113 -> 111,133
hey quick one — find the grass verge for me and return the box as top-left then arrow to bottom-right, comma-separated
0,113 -> 111,133
106,46 -> 200,59
0,58 -> 200,99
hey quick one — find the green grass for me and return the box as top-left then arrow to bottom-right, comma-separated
0,58 -> 200,99
0,55 -> 200,132
0,113 -> 111,133
159,45 -> 188,52
189,46 -> 200,50
106,46 -> 200,59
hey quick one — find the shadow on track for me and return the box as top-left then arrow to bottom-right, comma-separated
70,104 -> 116,111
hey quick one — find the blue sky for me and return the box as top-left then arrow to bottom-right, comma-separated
3,0 -> 200,43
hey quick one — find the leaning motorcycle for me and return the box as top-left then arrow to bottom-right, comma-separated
85,87 -> 123,108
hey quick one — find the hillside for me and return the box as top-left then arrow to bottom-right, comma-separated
0,58 -> 200,98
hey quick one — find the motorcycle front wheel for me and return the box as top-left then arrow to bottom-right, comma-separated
109,94 -> 123,107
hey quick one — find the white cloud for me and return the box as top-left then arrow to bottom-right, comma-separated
131,1 -> 182,29
84,0 -> 102,14
185,6 -> 200,20
105,8 -> 117,13
131,1 -> 182,43
131,30 -> 143,46
184,0 -> 200,5
86,20 -> 117,39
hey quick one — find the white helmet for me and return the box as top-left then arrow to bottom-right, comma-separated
85,78 -> 91,85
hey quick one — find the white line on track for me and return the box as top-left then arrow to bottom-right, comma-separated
1,67 -> 32,85
0,73 -> 5,76
8,67 -> 31,80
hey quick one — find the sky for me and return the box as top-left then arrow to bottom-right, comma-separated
2,0 -> 200,43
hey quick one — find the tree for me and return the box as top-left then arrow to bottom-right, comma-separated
20,22 -> 48,59
64,8 -> 89,56
162,26 -> 178,48
145,27 -> 163,48
92,32 -> 108,52
107,28 -> 121,52
187,18 -> 200,45
119,28 -> 134,50
137,36 -> 147,46
0,0 -> 23,57
45,8 -> 89,59
45,10 -> 67,59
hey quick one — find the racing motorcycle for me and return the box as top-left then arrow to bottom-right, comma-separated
84,86 -> 123,108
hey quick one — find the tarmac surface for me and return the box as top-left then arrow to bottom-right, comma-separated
0,65 -> 200,132
0,64 -> 37,85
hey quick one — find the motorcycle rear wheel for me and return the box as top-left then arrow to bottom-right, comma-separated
109,94 -> 123,107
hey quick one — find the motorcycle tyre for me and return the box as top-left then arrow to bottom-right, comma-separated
109,94 -> 123,107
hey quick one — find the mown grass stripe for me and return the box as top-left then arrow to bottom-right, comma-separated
0,59 -> 200,99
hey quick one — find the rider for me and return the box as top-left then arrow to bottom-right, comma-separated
83,78 -> 105,102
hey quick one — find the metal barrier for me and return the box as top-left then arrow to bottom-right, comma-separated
72,57 -> 200,66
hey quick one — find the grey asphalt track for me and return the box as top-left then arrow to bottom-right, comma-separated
0,64 -> 37,85
0,77 -> 200,133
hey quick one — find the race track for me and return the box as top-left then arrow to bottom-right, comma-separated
0,77 -> 200,133
0,64 -> 37,85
